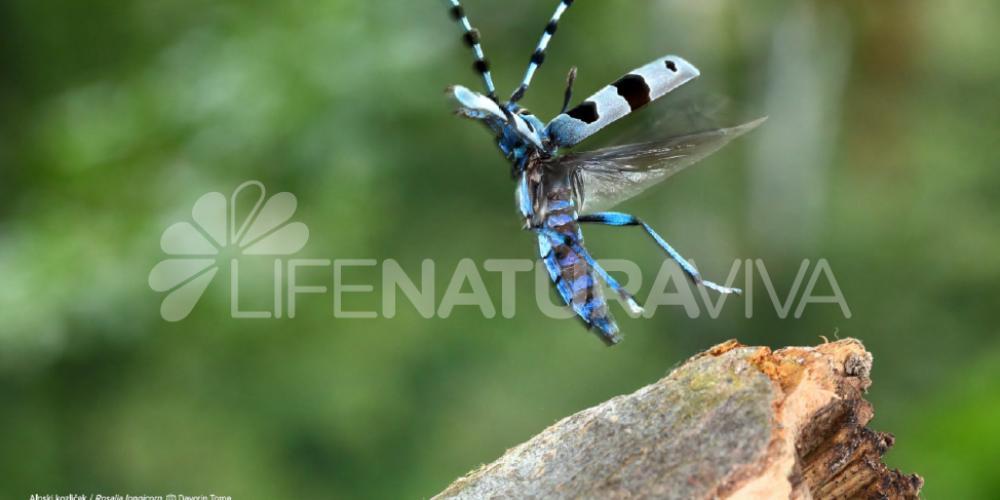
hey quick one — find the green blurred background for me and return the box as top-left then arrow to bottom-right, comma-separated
1,0 -> 998,498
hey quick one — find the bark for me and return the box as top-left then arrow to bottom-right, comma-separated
432,339 -> 923,500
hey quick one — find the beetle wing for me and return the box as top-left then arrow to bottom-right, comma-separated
545,118 -> 766,214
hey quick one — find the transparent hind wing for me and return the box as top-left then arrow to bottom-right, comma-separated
548,118 -> 766,214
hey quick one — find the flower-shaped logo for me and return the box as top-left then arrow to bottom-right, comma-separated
149,181 -> 309,321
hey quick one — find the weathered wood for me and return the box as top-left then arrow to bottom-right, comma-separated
432,339 -> 923,500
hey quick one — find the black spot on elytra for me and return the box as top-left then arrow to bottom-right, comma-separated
611,74 -> 651,111
665,59 -> 678,72
566,101 -> 599,124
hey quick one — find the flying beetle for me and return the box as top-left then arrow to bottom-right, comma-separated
445,0 -> 764,345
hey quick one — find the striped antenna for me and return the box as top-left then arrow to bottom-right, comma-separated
509,0 -> 575,104
447,0 -> 498,103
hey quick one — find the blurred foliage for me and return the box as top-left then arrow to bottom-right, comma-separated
1,0 -> 999,498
